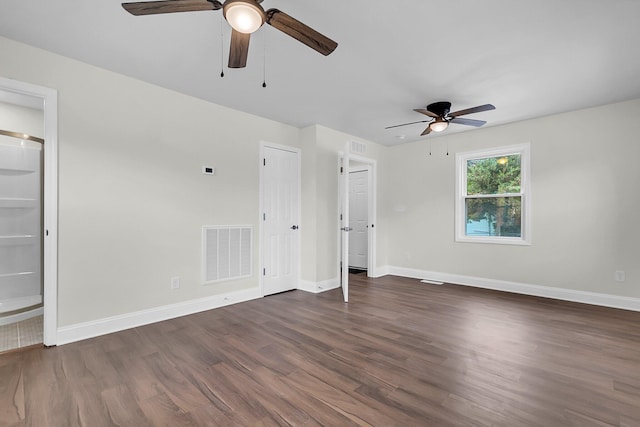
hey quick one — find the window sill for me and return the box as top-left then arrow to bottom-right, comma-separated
455,236 -> 531,246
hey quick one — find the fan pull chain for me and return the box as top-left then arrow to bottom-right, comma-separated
262,31 -> 267,88
429,141 -> 432,156
446,141 -> 449,156
220,16 -> 225,78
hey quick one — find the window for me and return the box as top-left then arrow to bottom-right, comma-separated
455,143 -> 531,245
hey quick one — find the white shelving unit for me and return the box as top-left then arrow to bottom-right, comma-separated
0,138 -> 43,314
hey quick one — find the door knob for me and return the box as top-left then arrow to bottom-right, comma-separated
291,225 -> 299,230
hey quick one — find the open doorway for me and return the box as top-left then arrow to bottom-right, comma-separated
339,148 -> 377,302
0,78 -> 58,348
0,129 -> 43,352
348,164 -> 369,275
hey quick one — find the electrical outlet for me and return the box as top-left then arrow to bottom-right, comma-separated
170,276 -> 180,289
615,271 -> 625,283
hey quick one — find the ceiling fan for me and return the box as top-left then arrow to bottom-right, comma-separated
386,102 -> 496,136
121,0 -> 338,69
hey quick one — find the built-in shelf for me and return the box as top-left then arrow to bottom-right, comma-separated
0,198 -> 38,208
0,235 -> 38,246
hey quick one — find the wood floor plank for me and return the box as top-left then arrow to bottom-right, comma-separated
0,357 -> 25,425
2,274 -> 640,425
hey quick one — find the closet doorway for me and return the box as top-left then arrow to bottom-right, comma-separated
0,131 -> 43,351
348,166 -> 369,272
0,78 -> 58,349
338,147 -> 377,303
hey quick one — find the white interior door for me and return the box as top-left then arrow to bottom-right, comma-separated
339,148 -> 350,302
349,169 -> 368,270
261,145 -> 300,296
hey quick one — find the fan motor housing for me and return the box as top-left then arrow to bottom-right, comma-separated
427,101 -> 452,117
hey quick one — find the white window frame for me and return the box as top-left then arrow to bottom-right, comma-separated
455,143 -> 531,245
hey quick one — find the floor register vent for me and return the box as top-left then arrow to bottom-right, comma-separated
203,226 -> 252,284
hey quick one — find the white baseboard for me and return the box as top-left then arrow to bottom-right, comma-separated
387,266 -> 640,312
56,287 -> 262,345
298,277 -> 340,294
373,265 -> 390,277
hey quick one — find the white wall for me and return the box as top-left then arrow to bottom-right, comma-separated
384,99 -> 640,298
0,36 -> 302,326
0,101 -> 43,137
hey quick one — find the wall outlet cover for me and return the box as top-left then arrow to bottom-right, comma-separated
170,276 -> 180,289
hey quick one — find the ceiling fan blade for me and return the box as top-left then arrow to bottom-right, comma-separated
413,108 -> 439,118
265,9 -> 337,56
448,104 -> 495,118
122,0 -> 220,15
450,117 -> 487,127
384,120 -> 429,130
420,126 -> 432,136
228,29 -> 250,68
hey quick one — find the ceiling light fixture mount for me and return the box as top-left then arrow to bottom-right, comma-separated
223,0 -> 265,34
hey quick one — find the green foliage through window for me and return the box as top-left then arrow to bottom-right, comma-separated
467,155 -> 521,195
465,154 -> 522,237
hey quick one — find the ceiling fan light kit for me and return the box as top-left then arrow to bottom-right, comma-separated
223,0 -> 265,34
429,117 -> 449,133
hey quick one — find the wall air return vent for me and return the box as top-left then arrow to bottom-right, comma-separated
202,226 -> 252,284
350,141 -> 367,154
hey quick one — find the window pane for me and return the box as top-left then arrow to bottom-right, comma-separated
467,154 -> 521,195
465,197 -> 521,237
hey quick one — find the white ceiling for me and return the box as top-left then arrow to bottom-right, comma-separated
1,0 -> 639,146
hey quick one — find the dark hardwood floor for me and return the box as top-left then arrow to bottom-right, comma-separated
1,274 -> 640,426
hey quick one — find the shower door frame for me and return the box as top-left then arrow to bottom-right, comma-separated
0,77 -> 58,346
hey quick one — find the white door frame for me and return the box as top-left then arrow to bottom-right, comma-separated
337,150 -> 378,282
258,141 -> 301,296
0,77 -> 58,346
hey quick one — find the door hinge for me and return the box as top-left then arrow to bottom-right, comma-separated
263,268 -> 266,276
263,158 -> 266,166
340,166 -> 343,174
340,214 -> 343,220
263,213 -> 266,221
